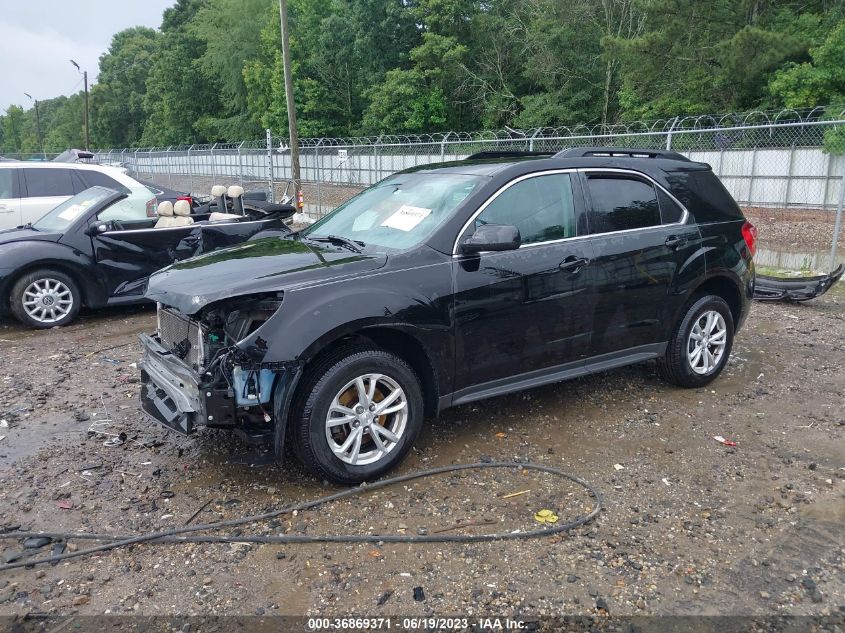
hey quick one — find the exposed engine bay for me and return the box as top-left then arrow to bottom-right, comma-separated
140,294 -> 298,441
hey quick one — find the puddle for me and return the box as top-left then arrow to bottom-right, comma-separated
0,412 -> 93,467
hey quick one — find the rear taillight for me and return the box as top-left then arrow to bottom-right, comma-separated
741,221 -> 757,257
146,197 -> 158,218
177,195 -> 194,207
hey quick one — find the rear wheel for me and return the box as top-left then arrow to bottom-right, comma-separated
658,295 -> 734,388
10,270 -> 81,329
290,347 -> 423,484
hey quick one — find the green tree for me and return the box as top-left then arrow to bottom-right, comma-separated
90,27 -> 159,147
2,106 -> 26,154
189,0 -> 273,139
244,0 -> 421,137
362,68 -> 448,132
41,95 -> 87,152
607,0 -> 814,119
769,20 -> 845,108
142,0 -> 222,145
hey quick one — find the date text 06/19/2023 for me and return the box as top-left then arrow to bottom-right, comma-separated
306,616 -> 528,630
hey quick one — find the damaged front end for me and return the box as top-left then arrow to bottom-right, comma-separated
139,293 -> 300,443
753,264 -> 844,302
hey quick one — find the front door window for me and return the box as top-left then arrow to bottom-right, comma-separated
475,173 -> 577,244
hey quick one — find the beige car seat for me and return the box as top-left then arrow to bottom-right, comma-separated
154,201 -> 175,228
209,185 -> 244,222
228,185 -> 246,215
211,185 -> 227,213
171,200 -> 194,227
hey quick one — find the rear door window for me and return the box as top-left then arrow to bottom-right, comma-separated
22,168 -> 76,198
585,176 -> 660,233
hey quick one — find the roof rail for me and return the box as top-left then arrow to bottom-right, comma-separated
554,147 -> 691,162
467,150 -> 555,160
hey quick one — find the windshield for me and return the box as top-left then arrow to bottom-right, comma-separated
302,173 -> 486,250
32,186 -> 116,232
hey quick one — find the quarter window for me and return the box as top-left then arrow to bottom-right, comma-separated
657,188 -> 684,224
0,169 -> 14,199
22,168 -> 76,198
586,176 -> 660,233
475,173 -> 577,245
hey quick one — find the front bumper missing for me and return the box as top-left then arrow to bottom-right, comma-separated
139,333 -> 205,435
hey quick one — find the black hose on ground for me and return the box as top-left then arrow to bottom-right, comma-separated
0,462 -> 602,572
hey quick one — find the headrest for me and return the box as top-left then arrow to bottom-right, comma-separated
227,185 -> 245,198
211,185 -> 227,197
173,200 -> 191,217
157,201 -> 174,217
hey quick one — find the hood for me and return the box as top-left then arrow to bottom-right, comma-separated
0,227 -> 62,246
146,236 -> 388,314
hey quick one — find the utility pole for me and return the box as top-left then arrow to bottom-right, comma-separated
24,93 -> 44,158
279,0 -> 301,209
70,60 -> 90,150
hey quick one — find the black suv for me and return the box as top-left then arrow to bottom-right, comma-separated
139,147 -> 756,484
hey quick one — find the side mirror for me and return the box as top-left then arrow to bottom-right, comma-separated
86,223 -> 109,236
459,224 -> 521,254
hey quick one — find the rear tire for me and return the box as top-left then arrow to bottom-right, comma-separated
657,295 -> 734,388
290,346 -> 424,484
10,269 -> 81,329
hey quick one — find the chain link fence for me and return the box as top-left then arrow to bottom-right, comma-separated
2,152 -> 62,161
89,107 -> 845,273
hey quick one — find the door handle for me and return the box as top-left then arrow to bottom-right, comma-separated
559,256 -> 590,273
665,235 -> 688,249
183,236 -> 201,245
0,206 -> 12,213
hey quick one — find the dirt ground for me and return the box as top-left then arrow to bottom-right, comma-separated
0,275 -> 843,622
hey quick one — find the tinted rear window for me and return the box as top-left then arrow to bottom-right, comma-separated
23,168 -> 76,198
78,170 -> 130,194
586,176 -> 660,233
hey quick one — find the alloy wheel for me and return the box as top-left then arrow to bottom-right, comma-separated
687,310 -> 727,375
325,373 -> 408,466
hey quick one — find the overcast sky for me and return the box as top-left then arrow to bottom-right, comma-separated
1,0 -> 175,113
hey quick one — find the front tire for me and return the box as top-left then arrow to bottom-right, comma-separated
290,346 -> 424,484
658,295 -> 734,388
10,269 -> 81,329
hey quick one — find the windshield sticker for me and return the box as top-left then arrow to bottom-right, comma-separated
381,205 -> 432,231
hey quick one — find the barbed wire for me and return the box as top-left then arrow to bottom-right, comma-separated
86,106 -> 845,155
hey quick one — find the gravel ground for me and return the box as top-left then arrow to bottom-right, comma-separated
0,281 -> 843,620
744,208 -> 840,253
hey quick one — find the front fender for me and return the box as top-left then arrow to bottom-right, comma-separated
0,241 -> 106,310
235,258 -> 454,387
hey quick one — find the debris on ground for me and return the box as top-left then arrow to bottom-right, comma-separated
713,435 -> 738,447
533,509 -> 559,524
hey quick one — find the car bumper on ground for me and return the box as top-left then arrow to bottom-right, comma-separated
753,264 -> 844,302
